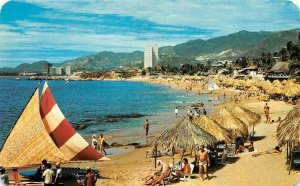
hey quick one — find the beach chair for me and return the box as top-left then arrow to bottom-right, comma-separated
227,144 -> 237,157
160,167 -> 175,186
180,164 -> 194,182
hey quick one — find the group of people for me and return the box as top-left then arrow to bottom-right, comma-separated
35,159 -> 62,186
187,108 -> 207,121
143,158 -> 191,186
144,144 -> 213,185
91,134 -> 108,155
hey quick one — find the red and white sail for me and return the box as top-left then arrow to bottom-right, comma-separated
40,82 -> 103,161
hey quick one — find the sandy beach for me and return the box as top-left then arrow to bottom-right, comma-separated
62,78 -> 300,186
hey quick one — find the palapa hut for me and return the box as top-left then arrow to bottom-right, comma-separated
194,115 -> 232,143
155,118 -> 217,150
231,105 -> 261,127
277,105 -> 300,146
212,108 -> 248,137
247,86 -> 260,94
284,86 -> 299,98
277,105 -> 300,174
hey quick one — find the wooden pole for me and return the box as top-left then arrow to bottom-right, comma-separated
286,141 -> 289,163
288,143 -> 293,175
154,145 -> 157,168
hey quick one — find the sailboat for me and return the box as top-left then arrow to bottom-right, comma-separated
0,82 -> 105,182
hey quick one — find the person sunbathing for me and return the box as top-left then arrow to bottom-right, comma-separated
236,141 -> 254,153
143,160 -> 166,182
145,164 -> 172,186
175,158 -> 191,179
252,146 -> 283,157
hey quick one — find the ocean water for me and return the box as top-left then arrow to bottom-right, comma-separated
0,77 -> 213,147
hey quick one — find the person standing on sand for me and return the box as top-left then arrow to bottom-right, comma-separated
175,107 -> 178,118
0,167 -> 9,186
198,145 -> 210,181
92,134 -> 97,149
203,108 -> 207,116
223,93 -> 226,101
98,134 -> 107,155
264,103 -> 270,123
144,119 -> 150,136
43,163 -> 54,186
84,167 -> 97,186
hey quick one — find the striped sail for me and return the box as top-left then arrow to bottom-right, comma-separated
40,82 -> 103,161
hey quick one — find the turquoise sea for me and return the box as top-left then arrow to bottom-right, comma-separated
0,77 -> 215,147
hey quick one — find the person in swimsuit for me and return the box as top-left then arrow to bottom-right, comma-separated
198,145 -> 210,181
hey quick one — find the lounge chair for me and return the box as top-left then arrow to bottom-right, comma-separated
227,144 -> 237,157
179,164 -> 195,182
160,165 -> 175,186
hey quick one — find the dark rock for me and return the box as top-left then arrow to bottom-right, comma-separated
126,143 -> 140,146
76,124 -> 88,130
103,118 -> 119,122
105,113 -> 146,119
110,142 -> 124,147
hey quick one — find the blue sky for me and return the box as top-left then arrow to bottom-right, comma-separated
0,0 -> 299,67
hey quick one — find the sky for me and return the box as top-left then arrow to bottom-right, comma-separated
0,0 -> 299,67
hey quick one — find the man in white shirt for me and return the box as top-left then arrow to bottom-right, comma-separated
54,162 -> 62,185
175,107 -> 178,118
43,163 -> 54,186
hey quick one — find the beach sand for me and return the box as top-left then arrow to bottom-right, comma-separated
62,77 -> 300,186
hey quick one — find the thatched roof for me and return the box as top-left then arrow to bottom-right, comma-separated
277,105 -> 300,146
284,86 -> 299,97
269,62 -> 289,73
155,118 -> 217,149
247,86 -> 259,92
267,87 -> 284,95
231,105 -> 261,127
194,115 -> 232,143
212,108 -> 248,137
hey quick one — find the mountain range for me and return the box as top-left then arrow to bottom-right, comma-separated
1,28 -> 299,73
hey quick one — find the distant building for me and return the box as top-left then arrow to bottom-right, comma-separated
266,61 -> 290,81
66,63 -> 72,76
238,65 -> 259,77
144,46 -> 159,68
49,66 -> 64,75
42,63 -> 52,75
49,67 -> 57,75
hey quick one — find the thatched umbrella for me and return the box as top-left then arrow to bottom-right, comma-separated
212,108 -> 248,137
284,86 -> 299,97
277,105 -> 300,146
194,115 -> 233,143
267,87 -> 284,95
155,118 -> 217,149
273,80 -> 282,87
231,105 -> 261,127
247,86 -> 259,93
276,105 -> 300,174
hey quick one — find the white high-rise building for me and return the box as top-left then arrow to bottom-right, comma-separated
144,45 -> 159,68
66,63 -> 71,76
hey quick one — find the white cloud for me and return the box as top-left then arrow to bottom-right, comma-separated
0,0 -> 9,11
23,0 -> 300,35
290,0 -> 300,11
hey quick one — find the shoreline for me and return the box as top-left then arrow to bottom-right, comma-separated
83,77 -> 240,158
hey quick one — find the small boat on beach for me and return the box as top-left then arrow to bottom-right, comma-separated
0,81 -> 106,183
